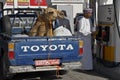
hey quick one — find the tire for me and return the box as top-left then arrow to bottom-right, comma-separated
0,52 -> 14,80
1,15 -> 12,35
0,51 -> 6,80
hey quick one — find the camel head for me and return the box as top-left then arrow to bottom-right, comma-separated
43,7 -> 64,21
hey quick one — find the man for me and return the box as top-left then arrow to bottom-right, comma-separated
58,10 -> 71,32
78,8 -> 93,70
53,10 -> 71,32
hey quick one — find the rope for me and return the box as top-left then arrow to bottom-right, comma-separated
47,20 -> 61,78
56,66 -> 61,78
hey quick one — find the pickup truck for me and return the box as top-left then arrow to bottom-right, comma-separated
0,8 -> 83,79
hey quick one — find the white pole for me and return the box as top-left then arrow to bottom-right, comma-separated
13,0 -> 18,14
84,0 -> 90,8
14,0 -> 18,8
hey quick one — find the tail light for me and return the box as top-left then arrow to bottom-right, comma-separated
8,43 -> 14,50
8,51 -> 15,60
79,40 -> 84,55
8,43 -> 15,60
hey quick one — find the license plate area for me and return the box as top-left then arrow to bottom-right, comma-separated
35,59 -> 60,66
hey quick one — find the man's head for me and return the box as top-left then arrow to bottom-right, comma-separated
61,10 -> 67,17
83,8 -> 92,18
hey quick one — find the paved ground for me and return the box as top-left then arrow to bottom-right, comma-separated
10,69 -> 111,80
3,58 -> 120,80
94,59 -> 120,80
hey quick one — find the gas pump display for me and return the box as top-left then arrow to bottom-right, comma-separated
98,5 -> 114,24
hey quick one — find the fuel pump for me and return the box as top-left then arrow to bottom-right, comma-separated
96,26 -> 110,42
95,3 -> 119,67
96,26 -> 111,59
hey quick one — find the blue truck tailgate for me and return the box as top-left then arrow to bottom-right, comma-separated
9,37 -> 83,66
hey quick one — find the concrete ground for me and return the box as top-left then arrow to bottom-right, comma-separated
4,58 -> 120,80
94,58 -> 120,80
12,69 -> 110,80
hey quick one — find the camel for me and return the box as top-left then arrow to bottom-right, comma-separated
29,7 -> 64,37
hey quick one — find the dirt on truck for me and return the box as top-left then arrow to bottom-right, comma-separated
0,8 -> 83,80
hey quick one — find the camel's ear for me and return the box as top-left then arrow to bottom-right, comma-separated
36,8 -> 46,17
41,8 -> 46,14
36,11 -> 40,17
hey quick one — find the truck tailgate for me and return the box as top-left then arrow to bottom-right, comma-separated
9,37 -> 83,65
15,40 -> 79,59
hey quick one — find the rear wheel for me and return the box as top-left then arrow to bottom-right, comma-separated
0,52 -> 14,80
0,52 -> 6,80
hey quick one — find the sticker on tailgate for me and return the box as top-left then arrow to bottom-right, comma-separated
35,59 -> 60,66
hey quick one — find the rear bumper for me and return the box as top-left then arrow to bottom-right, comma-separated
9,62 -> 82,73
